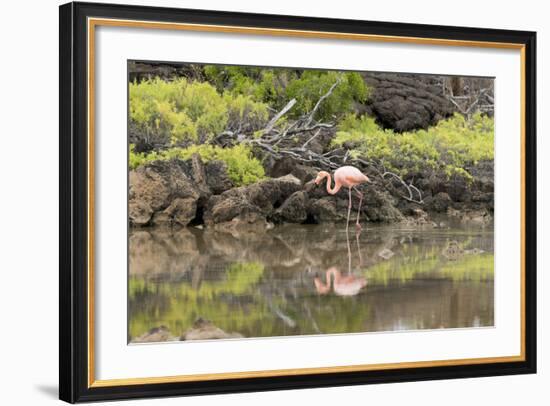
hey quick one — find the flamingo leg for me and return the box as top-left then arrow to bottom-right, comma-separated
354,187 -> 363,231
346,187 -> 352,234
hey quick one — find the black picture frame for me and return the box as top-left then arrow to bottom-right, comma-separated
59,1 -> 537,403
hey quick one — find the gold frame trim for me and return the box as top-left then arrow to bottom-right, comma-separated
87,17 -> 527,388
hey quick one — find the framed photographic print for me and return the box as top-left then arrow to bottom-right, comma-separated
59,1 -> 537,403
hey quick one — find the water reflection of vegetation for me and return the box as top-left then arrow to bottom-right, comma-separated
129,262 -> 266,339
365,243 -> 494,286
128,224 -> 494,341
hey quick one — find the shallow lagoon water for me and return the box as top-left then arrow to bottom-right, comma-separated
128,220 -> 494,342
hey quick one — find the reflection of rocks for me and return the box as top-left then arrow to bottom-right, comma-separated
129,228 -> 202,277
181,318 -> 243,340
442,239 -> 487,260
442,240 -> 464,260
378,248 -> 395,260
132,326 -> 178,343
129,221 -> 494,283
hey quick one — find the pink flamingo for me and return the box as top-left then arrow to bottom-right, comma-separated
314,267 -> 367,296
315,166 -> 370,231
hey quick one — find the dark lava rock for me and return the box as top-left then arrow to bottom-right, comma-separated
151,197 -> 197,227
204,175 -> 302,227
205,160 -> 234,194
430,192 -> 452,212
307,197 -> 345,223
274,191 -> 308,223
361,72 -> 455,132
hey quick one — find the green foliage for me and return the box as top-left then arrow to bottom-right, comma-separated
224,93 -> 269,132
129,77 -> 268,146
204,65 -> 293,107
332,112 -> 494,181
129,144 -> 265,186
285,70 -> 368,120
203,66 -> 368,121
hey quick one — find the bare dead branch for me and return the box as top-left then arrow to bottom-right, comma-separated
304,76 -> 342,127
382,171 -> 424,204
262,98 -> 297,135
302,128 -> 322,148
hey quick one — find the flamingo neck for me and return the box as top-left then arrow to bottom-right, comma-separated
323,173 -> 342,195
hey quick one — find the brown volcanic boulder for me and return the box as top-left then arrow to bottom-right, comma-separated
151,197 -> 197,227
129,159 -> 203,227
274,191 -> 308,223
129,154 -> 240,227
430,192 -> 452,212
204,175 -> 302,227
205,160 -> 234,194
307,197 -> 345,223
129,201 -> 154,226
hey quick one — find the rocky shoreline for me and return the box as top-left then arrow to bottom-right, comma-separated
129,153 -> 493,230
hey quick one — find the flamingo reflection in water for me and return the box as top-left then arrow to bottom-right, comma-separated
313,230 -> 367,297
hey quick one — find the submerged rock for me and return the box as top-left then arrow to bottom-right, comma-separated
132,326 -> 179,343
378,248 -> 395,260
181,318 -> 243,341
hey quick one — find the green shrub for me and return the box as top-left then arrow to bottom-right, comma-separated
203,66 -> 369,121
285,70 -> 368,120
129,144 -> 265,186
332,112 -> 494,181
129,77 -> 268,146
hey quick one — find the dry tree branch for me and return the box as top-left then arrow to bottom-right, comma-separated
262,98 -> 297,135
304,75 -> 343,127
381,171 -> 424,204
